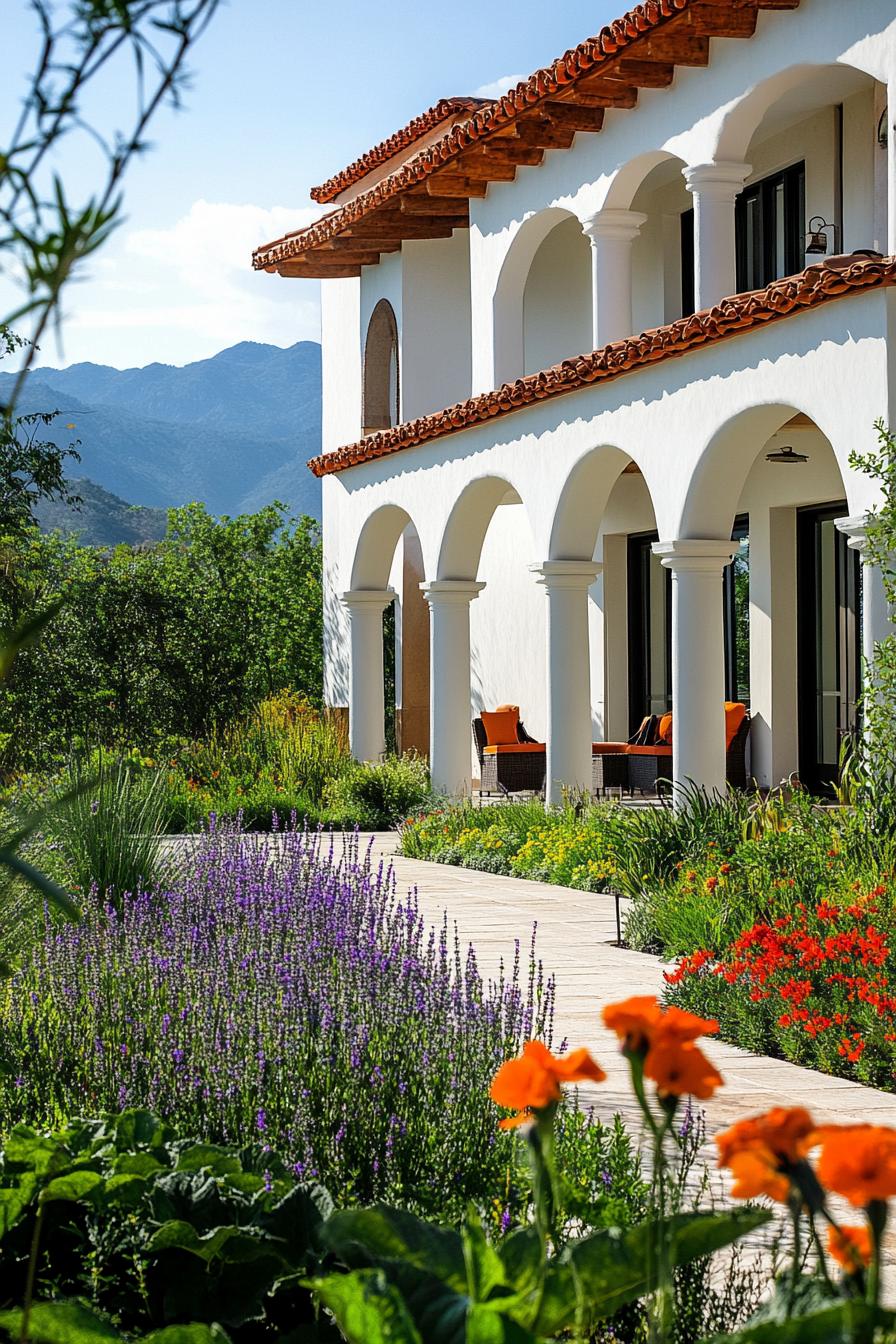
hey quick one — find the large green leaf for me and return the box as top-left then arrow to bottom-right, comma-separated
323,1206 -> 467,1293
535,1208 -> 773,1335
465,1310 -> 536,1344
257,1182 -> 333,1263
3,1127 -> 69,1176
40,1170 -> 104,1203
141,1327 -> 231,1344
148,1220 -> 279,1264
498,1227 -> 541,1300
0,1300 -> 122,1344
311,1270 -> 424,1344
711,1301 -> 896,1342
0,1173 -> 37,1236
462,1209 -> 506,1304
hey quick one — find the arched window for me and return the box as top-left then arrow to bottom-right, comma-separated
363,299 -> 399,434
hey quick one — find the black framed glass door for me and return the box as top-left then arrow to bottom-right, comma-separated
628,521 -> 749,735
735,162 -> 805,292
797,506 -> 860,793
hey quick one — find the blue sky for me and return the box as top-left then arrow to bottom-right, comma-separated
2,0 -> 620,369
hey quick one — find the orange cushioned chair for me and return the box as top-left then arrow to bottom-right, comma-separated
473,706 -> 546,796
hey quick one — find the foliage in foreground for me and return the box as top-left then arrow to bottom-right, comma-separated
0,825 -> 553,1218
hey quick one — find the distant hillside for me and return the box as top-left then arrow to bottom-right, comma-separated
0,341 -> 322,520
34,478 -> 168,546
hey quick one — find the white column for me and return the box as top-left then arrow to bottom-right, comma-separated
532,561 -> 601,806
683,162 -> 751,310
340,589 -> 395,763
888,80 -> 896,256
653,541 -> 737,802
580,209 -> 648,348
421,580 -> 485,796
836,516 -> 894,672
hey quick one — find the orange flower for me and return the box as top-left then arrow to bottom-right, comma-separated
716,1108 -> 814,1204
717,1107 -> 814,1169
490,1040 -> 605,1128
828,1224 -> 873,1273
602,996 -> 662,1053
814,1125 -> 896,1206
643,1040 -> 722,1100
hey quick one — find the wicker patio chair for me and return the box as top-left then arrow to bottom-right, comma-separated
473,715 -> 546,796
622,706 -> 752,795
590,715 -> 658,796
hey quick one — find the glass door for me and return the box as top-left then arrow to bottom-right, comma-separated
797,506 -> 860,793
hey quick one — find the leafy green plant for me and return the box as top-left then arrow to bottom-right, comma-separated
324,754 -> 433,830
39,753 -> 171,908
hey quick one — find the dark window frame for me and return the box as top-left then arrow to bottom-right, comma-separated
735,161 -> 806,292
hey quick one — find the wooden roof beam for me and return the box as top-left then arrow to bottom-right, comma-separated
425,176 -> 489,198
608,58 -> 675,88
509,119 -> 578,150
560,81 -> 638,109
278,261 -> 362,278
541,101 -> 607,131
686,6 -> 758,37
641,34 -> 711,64
400,195 -> 470,217
477,142 -> 545,167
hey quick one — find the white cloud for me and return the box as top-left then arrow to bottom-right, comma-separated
472,74 -> 527,100
25,200 -> 327,369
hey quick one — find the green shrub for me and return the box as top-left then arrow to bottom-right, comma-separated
324,753 -> 433,830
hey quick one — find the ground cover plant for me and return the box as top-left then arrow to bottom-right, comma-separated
0,824 -> 556,1218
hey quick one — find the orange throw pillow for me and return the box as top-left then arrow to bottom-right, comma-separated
481,708 -> 520,746
724,702 -> 747,749
657,712 -> 673,744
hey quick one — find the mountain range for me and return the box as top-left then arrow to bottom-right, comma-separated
0,340 -> 323,535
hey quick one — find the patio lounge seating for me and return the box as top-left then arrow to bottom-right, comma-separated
592,704 -> 752,795
473,705 -> 546,796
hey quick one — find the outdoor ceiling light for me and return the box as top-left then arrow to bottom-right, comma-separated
805,217 -> 837,255
766,444 -> 808,465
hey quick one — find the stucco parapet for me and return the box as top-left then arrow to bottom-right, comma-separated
309,255 -> 896,480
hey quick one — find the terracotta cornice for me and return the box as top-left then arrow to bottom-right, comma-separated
308,256 -> 896,478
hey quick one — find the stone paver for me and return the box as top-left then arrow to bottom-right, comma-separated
359,832 -> 896,1137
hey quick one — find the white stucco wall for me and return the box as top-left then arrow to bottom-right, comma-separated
522,217 -> 591,374
401,230 -> 472,418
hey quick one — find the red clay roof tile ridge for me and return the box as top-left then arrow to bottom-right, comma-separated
307,255 -> 896,477
311,97 -> 494,204
253,0 -> 697,270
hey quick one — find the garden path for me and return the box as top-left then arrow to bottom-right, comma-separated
359,833 -> 896,1140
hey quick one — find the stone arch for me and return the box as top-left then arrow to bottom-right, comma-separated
436,475 -> 528,582
676,401 -> 849,540
601,149 -> 688,212
351,502 -> 414,590
363,299 -> 399,434
548,444 -> 645,560
492,207 -> 589,385
712,61 -> 882,166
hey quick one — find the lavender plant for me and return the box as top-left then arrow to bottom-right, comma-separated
0,823 -> 556,1217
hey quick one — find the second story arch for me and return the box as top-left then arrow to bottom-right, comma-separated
492,207 -> 591,387
362,299 -> 400,435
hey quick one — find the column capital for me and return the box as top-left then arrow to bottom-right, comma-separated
531,559 -> 602,588
580,208 -> 648,243
683,161 -> 752,201
835,514 -> 873,554
340,588 -> 395,610
420,579 -> 486,606
653,539 -> 738,573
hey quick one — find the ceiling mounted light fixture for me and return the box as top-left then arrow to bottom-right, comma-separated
766,444 -> 808,465
805,217 -> 837,255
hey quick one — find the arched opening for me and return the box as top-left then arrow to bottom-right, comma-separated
712,62 -> 887,289
522,216 -> 591,375
680,405 -> 857,792
602,150 -> 691,328
362,299 -> 400,435
350,503 -> 429,756
435,476 -> 541,783
492,208 -> 588,386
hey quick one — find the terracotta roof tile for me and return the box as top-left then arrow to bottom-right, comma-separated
254,0 -> 708,271
308,255 -> 895,478
311,98 -> 493,204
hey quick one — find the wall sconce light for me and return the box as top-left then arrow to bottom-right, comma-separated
766,444 -> 808,465
805,217 -> 838,255
878,107 -> 888,149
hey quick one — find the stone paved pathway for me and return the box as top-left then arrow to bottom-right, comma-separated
359,832 -> 896,1139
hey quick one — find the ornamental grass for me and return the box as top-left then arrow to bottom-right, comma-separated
0,823 -> 555,1215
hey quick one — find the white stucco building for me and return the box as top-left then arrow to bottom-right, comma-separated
255,0 -> 896,804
